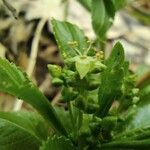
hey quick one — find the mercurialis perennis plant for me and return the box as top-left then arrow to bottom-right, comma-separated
0,0 -> 150,150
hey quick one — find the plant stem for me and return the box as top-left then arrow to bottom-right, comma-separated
98,37 -> 106,54
77,109 -> 83,134
27,18 -> 47,77
68,102 -> 77,139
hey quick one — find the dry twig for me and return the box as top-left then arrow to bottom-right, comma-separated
13,18 -> 47,111
2,0 -> 18,19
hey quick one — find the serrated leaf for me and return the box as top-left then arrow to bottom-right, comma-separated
109,89 -> 150,147
97,42 -> 125,117
0,118 -> 40,150
40,135 -> 75,150
0,111 -> 49,141
106,42 -> 125,68
106,113 -> 150,148
0,58 -> 67,136
52,19 -> 88,59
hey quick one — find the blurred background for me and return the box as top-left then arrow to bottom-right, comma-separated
0,0 -> 149,111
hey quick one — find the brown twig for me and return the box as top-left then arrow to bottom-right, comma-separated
2,0 -> 18,19
51,91 -> 62,106
39,74 -> 51,93
136,71 -> 150,88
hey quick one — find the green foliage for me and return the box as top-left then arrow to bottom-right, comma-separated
0,1 -> 149,149
92,0 -> 106,37
0,112 -> 43,150
77,0 -> 91,11
113,0 -> 126,10
104,0 -> 116,18
97,42 -> 125,117
78,0 -> 126,39
127,103 -> 150,130
77,0 -> 126,12
40,135 -> 75,150
91,0 -> 117,39
0,111 -> 49,141
0,58 -> 67,136
48,64 -> 62,78
75,56 -> 94,79
51,19 -> 88,59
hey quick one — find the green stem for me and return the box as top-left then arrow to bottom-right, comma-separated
97,37 -> 106,58
77,110 -> 83,133
117,95 -> 126,113
68,102 -> 77,139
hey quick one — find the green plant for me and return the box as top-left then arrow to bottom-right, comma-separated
0,0 -> 150,150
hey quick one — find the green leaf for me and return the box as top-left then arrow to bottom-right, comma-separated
106,42 -> 125,68
101,139 -> 150,149
51,19 -> 88,59
0,111 -> 49,141
112,0 -> 126,10
97,42 -> 125,117
79,0 -> 118,38
75,56 -> 93,79
0,118 -> 40,150
77,0 -> 91,11
103,0 -> 116,18
97,12 -> 112,39
54,107 -> 72,133
113,102 -> 150,143
40,135 -> 75,150
91,0 -> 117,38
105,101 -> 150,146
0,58 -> 67,136
127,103 -> 150,130
77,0 -> 125,13
140,85 -> 150,104
92,0 -> 105,37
